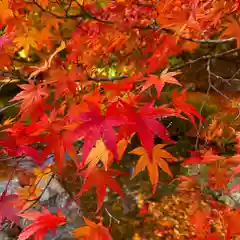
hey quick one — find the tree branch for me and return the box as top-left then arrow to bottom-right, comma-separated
20,174 -> 55,213
0,70 -> 23,80
30,0 -> 113,24
0,102 -> 20,113
152,25 -> 236,44
29,0 -> 235,44
170,48 -> 240,71
88,75 -> 128,81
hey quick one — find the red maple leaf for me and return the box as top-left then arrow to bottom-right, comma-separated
0,191 -> 19,224
0,133 -> 41,164
172,89 -> 205,128
114,101 -> 176,159
73,103 -> 128,164
182,149 -> 223,165
76,167 -> 127,212
39,131 -> 78,174
27,111 -> 78,172
18,208 -> 66,240
9,81 -> 48,119
101,73 -> 141,96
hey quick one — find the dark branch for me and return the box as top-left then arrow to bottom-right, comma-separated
20,174 -> 55,213
0,70 -> 23,80
29,0 -> 235,44
30,0 -> 113,24
0,102 -> 20,113
88,75 -> 128,81
153,25 -> 236,44
170,48 -> 240,71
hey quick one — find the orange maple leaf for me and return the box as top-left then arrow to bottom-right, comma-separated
221,17 -> 240,47
141,71 -> 182,97
129,144 -> 177,193
72,216 -> 112,240
224,209 -> 240,239
0,0 -> 13,25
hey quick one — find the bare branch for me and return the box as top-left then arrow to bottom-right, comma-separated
30,0 -> 113,24
29,0 -> 236,45
88,75 -> 128,81
105,208 -> 120,226
0,70 -> 23,80
195,61 -> 211,150
20,174 -> 55,213
0,102 -> 20,113
206,59 -> 240,121
170,48 -> 240,71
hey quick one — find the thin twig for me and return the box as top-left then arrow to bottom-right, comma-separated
0,79 -> 13,92
206,58 -> 240,122
28,0 -> 236,45
20,174 -> 55,213
105,208 -> 120,226
88,75 -> 128,81
65,0 -> 73,15
195,61 -> 211,150
0,102 -> 20,113
170,48 -> 240,71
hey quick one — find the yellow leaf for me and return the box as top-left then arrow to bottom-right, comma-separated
86,139 -> 112,170
0,117 -> 15,127
14,31 -> 39,56
132,233 -> 141,240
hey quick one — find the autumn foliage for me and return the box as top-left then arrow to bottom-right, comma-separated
0,0 -> 240,239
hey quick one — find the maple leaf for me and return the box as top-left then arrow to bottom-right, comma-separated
13,29 -> 39,56
141,71 -> 182,98
172,89 -> 205,128
18,208 -> 66,240
115,101 -> 176,159
15,185 -> 42,211
0,133 -> 41,164
0,192 -> 19,224
76,167 -> 127,212
221,17 -> 240,47
9,81 -> 48,118
0,117 -> 15,127
0,33 -> 11,49
189,208 -> 210,237
73,103 -> 128,164
129,144 -> 177,193
0,0 -> 13,24
182,149 -> 223,165
28,41 -> 66,81
84,138 -> 129,171
207,165 -> 230,191
40,131 -> 78,174
101,73 -> 141,98
73,216 -> 112,240
85,139 -> 113,171
224,209 -> 240,239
